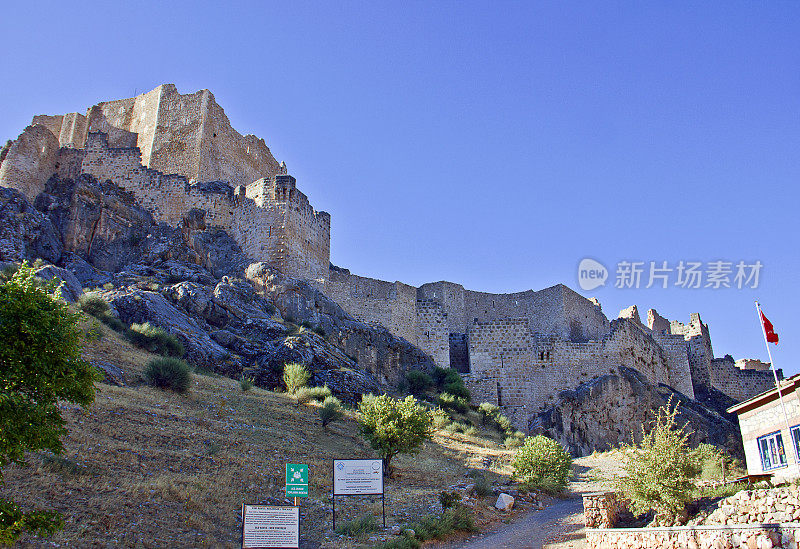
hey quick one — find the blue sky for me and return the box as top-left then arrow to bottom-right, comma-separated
1,2 -> 798,374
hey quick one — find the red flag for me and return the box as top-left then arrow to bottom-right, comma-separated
761,310 -> 779,344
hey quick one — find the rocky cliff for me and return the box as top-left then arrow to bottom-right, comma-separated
529,366 -> 743,458
0,174 -> 435,402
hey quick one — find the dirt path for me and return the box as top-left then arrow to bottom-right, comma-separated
438,451 -> 622,549
446,496 -> 585,549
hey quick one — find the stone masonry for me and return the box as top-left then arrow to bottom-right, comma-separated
0,84 -> 779,433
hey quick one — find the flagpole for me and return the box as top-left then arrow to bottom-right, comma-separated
756,301 -> 796,474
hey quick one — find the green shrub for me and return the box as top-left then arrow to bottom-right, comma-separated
100,314 -> 126,332
443,381 -> 470,400
690,443 -> 737,480
431,407 -> 450,430
505,436 -> 525,448
144,357 -> 192,393
444,421 -> 468,434
405,370 -> 434,395
464,426 -> 478,436
473,476 -> 492,497
283,362 -> 310,394
494,414 -> 513,434
512,435 -> 572,494
478,402 -> 500,425
296,385 -> 332,404
77,294 -> 109,317
438,491 -> 462,510
438,392 -> 469,414
127,322 -> 184,357
358,394 -> 433,477
403,505 -> 476,542
614,398 -> 696,523
319,396 -> 344,429
240,376 -> 254,392
334,512 -> 377,536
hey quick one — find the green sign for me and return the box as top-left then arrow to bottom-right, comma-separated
286,464 -> 309,498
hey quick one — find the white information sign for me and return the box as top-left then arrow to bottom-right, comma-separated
242,505 -> 299,549
333,459 -> 384,495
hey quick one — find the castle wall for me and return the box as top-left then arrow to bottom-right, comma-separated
710,357 -> 780,402
198,93 -> 282,187
78,133 -> 328,280
464,317 -> 675,430
650,330 -> 695,398
317,269 -> 419,345
671,314 -> 715,395
0,125 -> 60,200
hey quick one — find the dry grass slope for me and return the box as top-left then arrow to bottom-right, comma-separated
2,316 -> 519,548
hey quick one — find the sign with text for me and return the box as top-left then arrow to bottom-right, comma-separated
285,464 -> 309,498
242,505 -> 299,549
333,459 -> 384,495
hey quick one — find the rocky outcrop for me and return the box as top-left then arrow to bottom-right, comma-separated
529,366 -> 743,458
0,173 -> 434,400
245,262 -> 436,384
0,186 -> 62,264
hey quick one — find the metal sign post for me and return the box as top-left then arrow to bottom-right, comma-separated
285,464 -> 309,500
331,458 -> 385,531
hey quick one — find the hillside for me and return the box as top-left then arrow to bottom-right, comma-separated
1,317 -> 532,548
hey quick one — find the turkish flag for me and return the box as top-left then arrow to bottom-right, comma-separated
761,310 -> 779,344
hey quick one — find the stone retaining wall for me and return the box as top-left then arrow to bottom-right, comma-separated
587,524 -> 797,549
583,491 -> 625,528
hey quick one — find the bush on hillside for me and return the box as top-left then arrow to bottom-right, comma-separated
405,370 -> 434,396
437,392 -> 469,414
478,402 -> 500,426
296,385 -> 332,404
443,381 -> 470,400
240,376 -> 254,391
512,435 -> 572,494
144,357 -> 192,393
283,362 -> 310,394
127,322 -> 184,357
77,294 -> 109,317
614,398 -> 697,524
319,395 -> 344,429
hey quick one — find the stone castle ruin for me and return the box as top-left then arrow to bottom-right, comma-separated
0,84 -> 779,431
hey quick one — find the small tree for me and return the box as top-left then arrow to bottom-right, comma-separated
512,436 -> 572,494
615,398 -> 696,524
0,263 -> 100,543
319,396 -> 344,429
358,394 -> 433,477
283,362 -> 310,395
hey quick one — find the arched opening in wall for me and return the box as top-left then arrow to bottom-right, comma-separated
496,382 -> 503,406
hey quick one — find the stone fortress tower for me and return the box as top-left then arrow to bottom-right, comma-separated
0,84 -> 779,431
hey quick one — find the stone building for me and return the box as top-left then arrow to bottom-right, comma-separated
0,83 -> 780,431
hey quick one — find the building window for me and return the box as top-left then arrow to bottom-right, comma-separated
792,425 -> 800,460
758,431 -> 787,471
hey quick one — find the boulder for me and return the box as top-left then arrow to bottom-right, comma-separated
34,264 -> 82,302
495,493 -> 515,511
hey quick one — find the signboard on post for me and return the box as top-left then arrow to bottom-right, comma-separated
241,505 -> 299,549
333,459 -> 384,495
285,464 -> 309,498
332,459 -> 385,530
